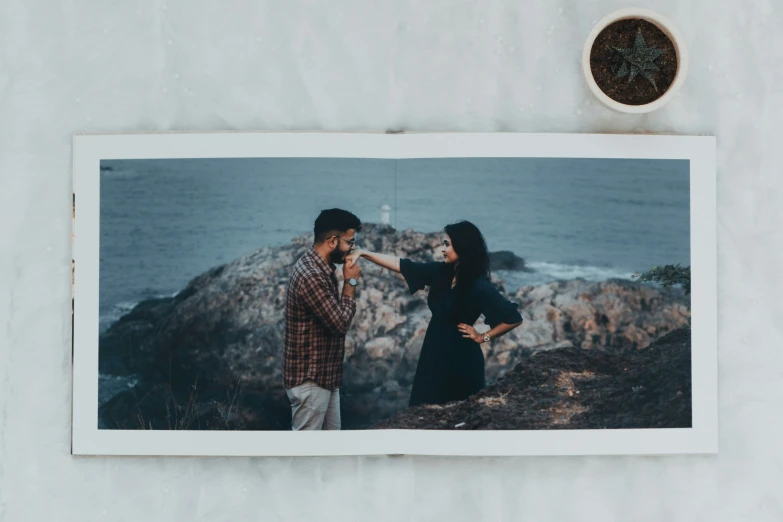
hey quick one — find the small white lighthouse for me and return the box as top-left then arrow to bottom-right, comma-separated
380,204 -> 392,226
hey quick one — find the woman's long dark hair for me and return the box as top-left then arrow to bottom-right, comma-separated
444,220 -> 491,322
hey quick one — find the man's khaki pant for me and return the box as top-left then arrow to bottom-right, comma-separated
286,379 -> 341,431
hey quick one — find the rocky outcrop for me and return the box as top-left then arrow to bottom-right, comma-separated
98,224 -> 690,430
484,278 -> 691,382
489,250 -> 531,272
373,324 -> 692,430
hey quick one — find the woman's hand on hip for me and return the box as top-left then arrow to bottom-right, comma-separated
457,323 -> 482,343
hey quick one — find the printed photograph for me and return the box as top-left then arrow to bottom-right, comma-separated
94,154 -> 693,433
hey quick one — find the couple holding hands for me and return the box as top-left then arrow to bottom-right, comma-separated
283,209 -> 523,430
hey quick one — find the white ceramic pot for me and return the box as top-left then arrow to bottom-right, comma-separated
582,8 -> 689,114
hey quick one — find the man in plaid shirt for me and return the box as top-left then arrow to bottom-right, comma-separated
283,208 -> 363,430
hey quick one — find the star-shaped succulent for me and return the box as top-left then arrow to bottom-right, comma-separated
611,28 -> 665,90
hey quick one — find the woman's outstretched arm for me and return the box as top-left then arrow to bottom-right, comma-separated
346,249 -> 401,272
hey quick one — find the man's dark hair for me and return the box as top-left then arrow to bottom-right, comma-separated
313,208 -> 362,243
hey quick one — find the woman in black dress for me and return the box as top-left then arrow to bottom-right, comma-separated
345,220 -> 523,406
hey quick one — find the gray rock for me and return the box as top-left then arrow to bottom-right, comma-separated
489,250 -> 532,272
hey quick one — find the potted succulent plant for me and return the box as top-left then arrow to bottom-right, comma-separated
582,8 -> 689,114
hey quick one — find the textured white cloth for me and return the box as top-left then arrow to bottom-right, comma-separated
2,0 -> 782,520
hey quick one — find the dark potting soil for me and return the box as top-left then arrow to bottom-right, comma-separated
590,18 -> 678,106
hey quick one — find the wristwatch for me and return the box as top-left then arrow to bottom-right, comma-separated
482,333 -> 491,343
348,278 -> 358,287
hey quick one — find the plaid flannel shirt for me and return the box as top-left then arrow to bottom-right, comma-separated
283,246 -> 357,390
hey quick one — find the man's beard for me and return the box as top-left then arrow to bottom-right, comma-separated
330,246 -> 347,264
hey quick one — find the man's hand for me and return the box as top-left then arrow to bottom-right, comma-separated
343,259 -> 362,281
345,249 -> 364,268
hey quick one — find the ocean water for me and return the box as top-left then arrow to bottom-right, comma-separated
98,157 -> 690,333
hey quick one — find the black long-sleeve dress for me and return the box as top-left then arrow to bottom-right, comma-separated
399,258 -> 523,407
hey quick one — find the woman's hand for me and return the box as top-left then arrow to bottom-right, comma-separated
345,249 -> 364,268
457,323 -> 483,343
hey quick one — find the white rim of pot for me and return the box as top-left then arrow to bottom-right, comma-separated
581,8 -> 689,114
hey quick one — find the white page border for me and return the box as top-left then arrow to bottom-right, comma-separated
71,132 -> 717,457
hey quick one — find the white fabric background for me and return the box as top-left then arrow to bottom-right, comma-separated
1,0 -> 781,520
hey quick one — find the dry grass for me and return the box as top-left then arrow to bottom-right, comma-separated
551,371 -> 595,398
125,375 -> 243,430
546,371 -> 594,425
423,402 -> 457,410
478,390 -> 511,407
548,403 -> 589,425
